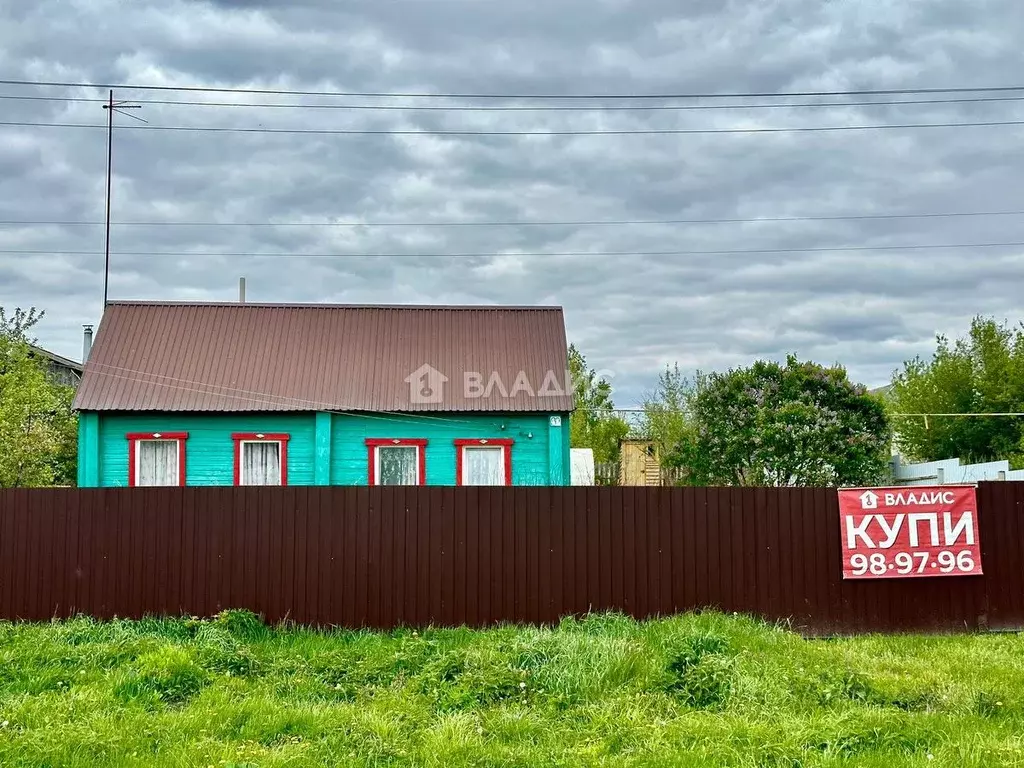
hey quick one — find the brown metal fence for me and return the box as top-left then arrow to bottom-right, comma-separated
0,484 -> 1021,634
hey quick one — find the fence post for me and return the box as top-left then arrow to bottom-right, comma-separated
937,467 -> 945,484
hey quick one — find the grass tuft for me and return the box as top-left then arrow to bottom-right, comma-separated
114,646 -> 209,706
662,632 -> 735,709
215,609 -> 269,642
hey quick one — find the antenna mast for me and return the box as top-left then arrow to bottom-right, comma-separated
102,90 -> 143,309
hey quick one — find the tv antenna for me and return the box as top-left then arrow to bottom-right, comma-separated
102,90 -> 144,309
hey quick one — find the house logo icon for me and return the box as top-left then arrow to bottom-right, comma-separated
859,490 -> 879,510
405,364 -> 448,404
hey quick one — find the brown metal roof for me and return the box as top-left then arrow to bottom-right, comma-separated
73,302 -> 573,413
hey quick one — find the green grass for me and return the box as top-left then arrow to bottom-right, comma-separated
0,611 -> 1022,766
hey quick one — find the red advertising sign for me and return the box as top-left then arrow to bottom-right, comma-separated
838,486 -> 982,579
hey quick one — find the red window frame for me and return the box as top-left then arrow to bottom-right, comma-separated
127,432 -> 188,487
365,438 -> 428,485
454,438 -> 514,486
232,433 -> 291,486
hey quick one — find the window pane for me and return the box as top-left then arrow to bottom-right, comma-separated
378,446 -> 418,485
138,440 -> 178,486
242,442 -> 281,485
464,447 -> 504,486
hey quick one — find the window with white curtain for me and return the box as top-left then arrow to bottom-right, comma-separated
240,441 -> 282,485
375,446 -> 420,485
461,446 -> 506,485
135,440 -> 179,486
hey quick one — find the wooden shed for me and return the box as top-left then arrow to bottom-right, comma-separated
619,439 -> 660,486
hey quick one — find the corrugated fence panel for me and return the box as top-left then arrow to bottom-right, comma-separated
2,484 -> 1024,634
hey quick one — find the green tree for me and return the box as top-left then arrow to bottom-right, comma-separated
0,307 -> 78,487
641,363 -> 692,463
568,344 -> 630,464
671,355 -> 891,487
889,317 -> 1024,463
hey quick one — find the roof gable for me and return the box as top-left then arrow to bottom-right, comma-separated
73,302 -> 573,413
29,345 -> 84,374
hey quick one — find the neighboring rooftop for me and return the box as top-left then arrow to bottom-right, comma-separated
73,302 -> 573,413
29,344 -> 84,387
29,344 -> 84,374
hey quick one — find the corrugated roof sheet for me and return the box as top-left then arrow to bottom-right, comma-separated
73,302 -> 574,413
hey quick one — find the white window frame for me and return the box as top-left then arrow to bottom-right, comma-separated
239,439 -> 284,486
374,444 -> 422,486
455,439 -> 513,486
129,434 -> 186,487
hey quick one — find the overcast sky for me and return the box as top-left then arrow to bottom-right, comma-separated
2,0 -> 1024,407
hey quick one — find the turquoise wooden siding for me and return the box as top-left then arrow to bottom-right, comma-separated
86,411 -> 570,487
330,412 -> 562,485
95,414 -> 317,487
77,412 -> 100,487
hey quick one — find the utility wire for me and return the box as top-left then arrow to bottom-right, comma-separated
4,209 -> 1024,228
3,78 -> 1024,99
8,240 -> 1024,258
83,360 -> 563,427
602,409 -> 1024,417
891,413 -> 1024,417
5,93 -> 1024,111
4,119 -> 1024,136
70,363 -> 1024,420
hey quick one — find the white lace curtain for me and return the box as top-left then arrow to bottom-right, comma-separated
137,440 -> 178,486
377,446 -> 418,485
242,442 -> 281,485
463,447 -> 505,485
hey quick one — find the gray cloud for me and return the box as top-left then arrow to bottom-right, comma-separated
3,0 -> 1024,407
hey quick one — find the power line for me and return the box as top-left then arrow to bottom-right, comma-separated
5,92 -> 1024,112
601,409 -> 1024,417
4,209 -> 1024,229
82,360 -> 553,427
3,78 -> 1024,100
892,413 -> 1024,418
76,363 -> 1024,422
4,118 -> 1024,136
8,240 -> 1024,259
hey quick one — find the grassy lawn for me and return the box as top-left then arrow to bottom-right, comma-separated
0,612 -> 1022,766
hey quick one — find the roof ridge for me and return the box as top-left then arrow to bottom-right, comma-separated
106,301 -> 564,311
29,344 -> 85,371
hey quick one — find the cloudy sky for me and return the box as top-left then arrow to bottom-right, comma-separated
2,0 -> 1024,406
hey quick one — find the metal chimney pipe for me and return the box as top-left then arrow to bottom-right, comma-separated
82,325 -> 93,362
239,277 -> 246,303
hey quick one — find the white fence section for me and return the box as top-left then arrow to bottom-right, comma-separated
892,455 -> 1024,485
571,448 -> 595,486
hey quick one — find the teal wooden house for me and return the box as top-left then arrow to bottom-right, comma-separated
74,302 -> 573,487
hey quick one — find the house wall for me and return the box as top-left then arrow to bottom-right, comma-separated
82,411 -> 569,487
45,361 -> 82,389
891,455 -> 1024,485
330,412 -> 563,485
93,413 -> 318,487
